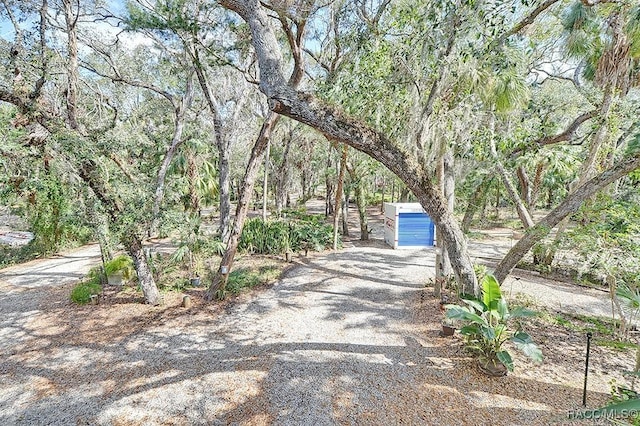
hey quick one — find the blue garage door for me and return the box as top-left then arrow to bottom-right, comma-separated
398,213 -> 435,246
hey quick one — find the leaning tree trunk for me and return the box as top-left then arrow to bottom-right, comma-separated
78,159 -> 162,304
462,176 -> 490,233
125,234 -> 161,305
206,113 -> 281,300
151,76 -> 194,236
493,153 -> 640,283
490,138 -> 534,229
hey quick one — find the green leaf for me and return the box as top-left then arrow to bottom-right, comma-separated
511,332 -> 543,363
461,297 -> 487,313
482,274 -> 502,306
480,325 -> 496,341
496,298 -> 509,318
460,325 -> 480,336
497,350 -> 514,371
446,305 -> 487,325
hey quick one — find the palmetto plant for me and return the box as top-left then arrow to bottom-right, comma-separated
446,274 -> 543,374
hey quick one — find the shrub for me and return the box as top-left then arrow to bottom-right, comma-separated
239,216 -> 336,255
446,274 -> 542,375
104,254 -> 135,280
70,277 -> 102,304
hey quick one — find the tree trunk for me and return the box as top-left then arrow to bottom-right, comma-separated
191,47 -> 232,242
516,165 -> 532,209
125,234 -> 161,306
275,129 -> 294,216
262,139 -> 270,221
490,138 -> 534,229
530,162 -> 545,210
493,153 -> 640,283
325,149 -> 335,217
462,177 -> 489,233
341,188 -> 350,237
206,112 -> 281,300
78,160 -> 161,304
333,144 -> 347,250
355,180 -> 369,240
186,152 -> 201,214
399,187 -> 410,202
218,137 -> 232,241
442,151 -> 455,276
63,0 -> 80,131
151,75 -> 194,236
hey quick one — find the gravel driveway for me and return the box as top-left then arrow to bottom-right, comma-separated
0,205 -> 621,425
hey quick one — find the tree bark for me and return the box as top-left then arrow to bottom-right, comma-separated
442,151 -> 455,277
490,137 -> 534,229
191,50 -> 233,242
62,0 -> 80,131
151,75 -> 194,235
218,134 -> 232,241
516,166 -> 532,209
493,153 -> 640,283
462,177 -> 489,233
333,144 -> 347,250
125,234 -> 161,305
206,112 -> 281,300
262,139 -> 270,220
530,162 -> 545,209
355,180 -> 368,240
325,149 -> 335,217
275,128 -> 294,215
341,184 -> 350,237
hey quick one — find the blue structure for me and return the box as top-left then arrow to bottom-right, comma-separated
384,203 -> 436,249
397,212 -> 435,246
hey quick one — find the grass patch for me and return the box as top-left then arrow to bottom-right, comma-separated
71,279 -> 102,304
595,339 -> 639,352
227,265 -> 281,295
542,311 -> 622,337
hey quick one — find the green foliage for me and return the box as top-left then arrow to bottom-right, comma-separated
446,274 -> 542,371
565,194 -> 640,288
125,0 -> 204,34
226,265 -> 281,295
104,255 -> 135,280
239,216 -> 336,255
70,269 -> 102,305
25,174 -> 92,255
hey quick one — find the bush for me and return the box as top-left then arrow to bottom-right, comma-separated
239,216 -> 336,255
70,276 -> 102,305
104,254 -> 135,280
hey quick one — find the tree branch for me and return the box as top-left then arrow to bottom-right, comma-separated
494,150 -> 640,282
